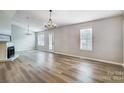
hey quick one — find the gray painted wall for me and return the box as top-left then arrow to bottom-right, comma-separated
36,16 -> 123,64
12,25 -> 35,51
0,11 -> 12,35
123,14 -> 124,66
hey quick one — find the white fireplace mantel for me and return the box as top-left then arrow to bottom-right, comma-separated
0,42 -> 18,62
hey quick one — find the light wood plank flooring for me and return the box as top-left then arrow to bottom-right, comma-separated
0,51 -> 124,83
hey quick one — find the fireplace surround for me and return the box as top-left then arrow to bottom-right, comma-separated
0,42 -> 17,62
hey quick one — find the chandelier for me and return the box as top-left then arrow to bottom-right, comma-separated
45,10 -> 56,29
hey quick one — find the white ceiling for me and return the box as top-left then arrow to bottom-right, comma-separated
11,10 -> 124,32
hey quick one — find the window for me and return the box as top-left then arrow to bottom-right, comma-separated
80,28 -> 92,51
49,33 -> 53,50
38,32 -> 45,46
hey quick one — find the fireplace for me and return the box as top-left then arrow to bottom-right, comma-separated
7,46 -> 15,59
0,37 -> 17,61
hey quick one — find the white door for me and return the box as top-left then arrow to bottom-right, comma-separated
48,32 -> 54,52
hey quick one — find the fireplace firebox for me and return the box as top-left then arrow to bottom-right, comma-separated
7,46 -> 15,59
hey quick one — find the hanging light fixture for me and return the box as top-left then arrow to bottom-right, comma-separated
25,17 -> 32,35
45,10 -> 56,29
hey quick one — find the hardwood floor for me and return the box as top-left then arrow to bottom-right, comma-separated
0,51 -> 124,83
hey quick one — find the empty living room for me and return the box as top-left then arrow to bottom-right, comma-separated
0,10 -> 124,83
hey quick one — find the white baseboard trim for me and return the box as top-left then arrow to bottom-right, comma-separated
54,51 -> 123,67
